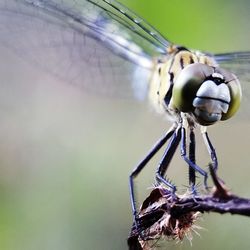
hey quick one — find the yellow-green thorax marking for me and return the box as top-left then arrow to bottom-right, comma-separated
149,45 -> 242,126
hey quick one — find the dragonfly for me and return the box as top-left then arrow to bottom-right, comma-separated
0,0 -> 249,226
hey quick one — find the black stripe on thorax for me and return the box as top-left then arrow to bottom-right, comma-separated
164,47 -> 190,106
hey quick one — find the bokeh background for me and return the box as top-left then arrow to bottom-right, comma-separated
0,0 -> 250,249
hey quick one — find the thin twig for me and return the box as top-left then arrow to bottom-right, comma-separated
128,164 -> 250,249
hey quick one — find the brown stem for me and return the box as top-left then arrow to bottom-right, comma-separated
128,165 -> 250,249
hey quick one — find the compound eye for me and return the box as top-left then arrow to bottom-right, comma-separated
172,63 -> 213,112
216,68 -> 242,120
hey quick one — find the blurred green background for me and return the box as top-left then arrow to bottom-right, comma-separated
0,0 -> 250,249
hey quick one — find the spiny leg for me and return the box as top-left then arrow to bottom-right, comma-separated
129,125 -> 176,223
201,126 -> 218,171
189,129 -> 197,194
180,126 -> 208,190
155,126 -> 182,194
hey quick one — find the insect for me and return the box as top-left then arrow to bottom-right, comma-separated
0,0 -> 249,227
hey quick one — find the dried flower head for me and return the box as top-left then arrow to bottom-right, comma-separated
128,187 -> 202,250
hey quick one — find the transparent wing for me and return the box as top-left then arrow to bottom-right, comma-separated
0,0 -> 171,99
214,52 -> 250,78
214,52 -> 250,118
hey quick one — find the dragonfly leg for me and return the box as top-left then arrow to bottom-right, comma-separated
155,126 -> 182,194
180,126 -> 208,190
189,129 -> 197,194
129,125 -> 176,224
202,128 -> 218,172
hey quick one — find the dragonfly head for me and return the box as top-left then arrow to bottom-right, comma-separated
172,63 -> 242,126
